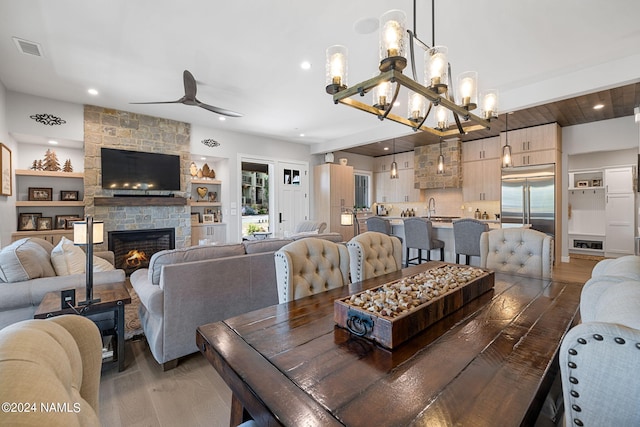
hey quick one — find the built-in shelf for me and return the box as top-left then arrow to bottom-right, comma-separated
189,201 -> 222,207
16,201 -> 84,207
190,178 -> 221,185
94,196 -> 188,207
569,187 -> 604,191
15,169 -> 83,179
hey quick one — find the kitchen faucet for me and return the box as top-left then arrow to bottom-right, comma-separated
427,197 -> 436,219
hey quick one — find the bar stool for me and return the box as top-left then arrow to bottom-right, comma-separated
366,216 -> 392,234
452,218 -> 489,265
402,217 -> 444,267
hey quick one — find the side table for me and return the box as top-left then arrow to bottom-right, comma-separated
34,281 -> 131,372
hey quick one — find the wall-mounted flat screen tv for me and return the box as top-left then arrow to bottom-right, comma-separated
101,148 -> 181,191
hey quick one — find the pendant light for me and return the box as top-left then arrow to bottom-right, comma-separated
502,112 -> 512,168
437,138 -> 445,174
390,139 -> 399,179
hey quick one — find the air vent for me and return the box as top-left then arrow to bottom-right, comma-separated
12,37 -> 43,57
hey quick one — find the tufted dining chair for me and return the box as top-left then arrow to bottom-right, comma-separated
346,231 -> 402,283
402,217 -> 444,267
274,237 -> 350,303
479,228 -> 553,278
452,218 -> 489,265
558,260 -> 640,427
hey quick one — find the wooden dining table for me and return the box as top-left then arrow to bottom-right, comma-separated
196,261 -> 583,427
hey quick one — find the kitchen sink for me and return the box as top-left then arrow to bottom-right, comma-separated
421,216 -> 461,223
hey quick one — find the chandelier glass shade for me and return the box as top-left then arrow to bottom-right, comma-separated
325,0 -> 497,138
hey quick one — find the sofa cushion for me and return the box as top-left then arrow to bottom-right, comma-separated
0,238 -> 57,283
243,238 -> 292,254
50,237 -> 115,276
148,243 -> 245,285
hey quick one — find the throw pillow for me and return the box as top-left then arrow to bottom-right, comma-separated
51,237 -> 114,276
0,238 -> 57,283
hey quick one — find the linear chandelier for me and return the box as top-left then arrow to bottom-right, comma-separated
325,0 -> 499,138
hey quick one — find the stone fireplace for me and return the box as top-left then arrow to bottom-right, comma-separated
108,228 -> 175,275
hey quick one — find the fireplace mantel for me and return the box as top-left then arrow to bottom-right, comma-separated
94,196 -> 188,207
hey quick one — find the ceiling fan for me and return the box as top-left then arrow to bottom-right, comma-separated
131,70 -> 242,117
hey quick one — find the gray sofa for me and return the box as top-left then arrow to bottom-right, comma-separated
0,238 -> 126,330
129,232 -> 343,369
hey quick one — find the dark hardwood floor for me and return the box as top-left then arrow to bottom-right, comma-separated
99,257 -> 598,427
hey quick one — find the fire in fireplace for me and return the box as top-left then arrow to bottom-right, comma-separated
108,228 -> 175,275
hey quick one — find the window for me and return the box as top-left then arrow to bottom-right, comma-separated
354,172 -> 371,209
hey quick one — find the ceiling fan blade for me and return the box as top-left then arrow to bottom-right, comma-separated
130,99 -> 184,105
196,100 -> 243,117
183,70 -> 197,100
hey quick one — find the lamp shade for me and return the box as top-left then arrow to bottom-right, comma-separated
73,220 -> 104,245
340,212 -> 353,226
481,90 -> 499,120
434,105 -> 449,130
408,91 -> 426,122
325,45 -> 348,93
425,46 -> 448,93
379,10 -> 406,60
458,71 -> 478,110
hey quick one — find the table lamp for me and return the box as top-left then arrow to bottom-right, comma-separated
340,209 -> 359,236
73,216 -> 104,305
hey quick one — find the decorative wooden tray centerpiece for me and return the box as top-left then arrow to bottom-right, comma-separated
334,264 -> 495,349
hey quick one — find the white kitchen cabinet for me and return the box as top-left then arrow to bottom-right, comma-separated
374,152 -> 419,203
605,192 -> 635,257
191,223 -> 227,245
605,166 -> 634,193
314,163 -> 355,240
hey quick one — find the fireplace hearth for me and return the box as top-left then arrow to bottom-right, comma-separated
108,228 -> 175,275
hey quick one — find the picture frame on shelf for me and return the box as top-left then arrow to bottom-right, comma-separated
576,180 -> 589,188
191,212 -> 200,224
0,143 -> 11,196
60,190 -> 79,201
28,187 -> 53,201
202,214 -> 215,223
18,213 -> 41,231
591,179 -> 602,187
204,208 -> 215,215
55,215 -> 79,230
37,217 -> 53,231
64,217 -> 84,230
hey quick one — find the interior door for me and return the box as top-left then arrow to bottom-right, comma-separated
277,161 -> 309,237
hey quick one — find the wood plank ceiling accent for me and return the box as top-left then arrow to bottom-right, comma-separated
344,82 -> 640,157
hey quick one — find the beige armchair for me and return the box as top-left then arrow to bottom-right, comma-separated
347,231 -> 402,283
479,228 -> 553,278
274,237 -> 350,303
0,315 -> 102,426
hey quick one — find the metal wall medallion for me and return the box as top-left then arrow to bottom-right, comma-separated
201,138 -> 220,147
30,113 -> 67,126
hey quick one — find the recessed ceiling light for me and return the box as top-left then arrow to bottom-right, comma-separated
300,61 -> 311,70
200,157 -> 206,161
593,104 -> 604,110
87,88 -> 98,96
299,133 -> 305,137
219,116 -> 226,121
48,140 -> 58,145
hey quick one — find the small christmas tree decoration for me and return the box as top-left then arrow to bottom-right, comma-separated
36,160 -> 43,170
43,149 -> 61,171
30,160 -> 38,170
63,159 -> 73,172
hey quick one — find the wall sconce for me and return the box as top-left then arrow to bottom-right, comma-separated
73,216 -> 104,305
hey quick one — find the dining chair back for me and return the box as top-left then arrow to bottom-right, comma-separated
366,217 -> 392,235
452,218 -> 489,265
346,231 -> 402,282
402,217 -> 444,267
479,227 -> 553,278
274,237 -> 349,303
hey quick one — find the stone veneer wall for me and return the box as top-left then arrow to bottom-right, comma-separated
83,105 -> 192,249
414,139 -> 461,189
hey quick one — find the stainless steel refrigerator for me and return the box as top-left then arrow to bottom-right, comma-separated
501,164 -> 555,236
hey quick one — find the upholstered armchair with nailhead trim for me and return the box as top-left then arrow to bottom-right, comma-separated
559,256 -> 640,426
479,228 -> 553,278
346,231 -> 402,283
